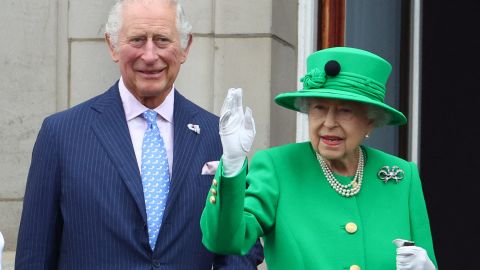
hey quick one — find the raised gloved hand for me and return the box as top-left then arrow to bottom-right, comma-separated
0,231 -> 4,270
219,88 -> 256,177
393,239 -> 436,270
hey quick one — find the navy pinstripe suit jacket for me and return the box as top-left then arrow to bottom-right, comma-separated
15,83 -> 263,269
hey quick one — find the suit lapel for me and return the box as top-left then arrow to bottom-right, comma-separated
90,84 -> 147,223
89,87 -> 204,237
162,91 -> 202,220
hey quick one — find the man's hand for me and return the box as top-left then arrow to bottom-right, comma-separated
219,88 -> 256,177
393,239 -> 435,270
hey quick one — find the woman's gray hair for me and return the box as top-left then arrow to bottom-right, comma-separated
294,97 -> 310,114
365,104 -> 391,127
105,0 -> 192,49
294,97 -> 391,127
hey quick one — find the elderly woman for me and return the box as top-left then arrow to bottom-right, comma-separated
200,47 -> 437,269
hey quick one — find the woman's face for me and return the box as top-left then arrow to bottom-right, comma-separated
308,98 -> 374,164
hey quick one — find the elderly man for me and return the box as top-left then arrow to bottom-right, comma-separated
15,0 -> 263,269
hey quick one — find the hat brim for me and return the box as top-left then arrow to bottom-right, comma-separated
274,89 -> 407,126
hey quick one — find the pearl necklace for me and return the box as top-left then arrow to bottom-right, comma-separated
316,147 -> 364,197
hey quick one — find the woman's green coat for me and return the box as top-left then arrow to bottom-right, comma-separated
201,142 -> 438,269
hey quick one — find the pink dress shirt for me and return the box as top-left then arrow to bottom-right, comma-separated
118,77 -> 174,175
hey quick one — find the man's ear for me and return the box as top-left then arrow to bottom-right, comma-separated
180,34 -> 193,64
105,33 -> 119,63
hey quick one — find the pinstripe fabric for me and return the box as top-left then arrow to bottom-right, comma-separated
16,82 -> 263,269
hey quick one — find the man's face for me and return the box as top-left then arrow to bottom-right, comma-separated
107,1 -> 191,108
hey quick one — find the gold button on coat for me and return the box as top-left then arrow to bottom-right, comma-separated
345,222 -> 358,234
210,188 -> 217,195
209,196 -> 216,204
212,179 -> 218,186
350,265 -> 361,270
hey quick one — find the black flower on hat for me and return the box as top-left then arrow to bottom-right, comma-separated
300,68 -> 326,89
324,60 -> 341,76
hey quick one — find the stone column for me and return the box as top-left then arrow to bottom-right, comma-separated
0,0 -> 58,252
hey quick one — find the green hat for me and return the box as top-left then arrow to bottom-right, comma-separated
274,47 -> 407,126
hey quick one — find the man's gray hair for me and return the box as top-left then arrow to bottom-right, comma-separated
294,97 -> 391,128
105,0 -> 192,49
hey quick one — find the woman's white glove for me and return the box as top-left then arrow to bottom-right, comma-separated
219,88 -> 256,177
0,231 -> 4,270
393,239 -> 436,270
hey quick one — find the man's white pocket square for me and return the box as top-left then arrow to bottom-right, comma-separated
201,161 -> 219,175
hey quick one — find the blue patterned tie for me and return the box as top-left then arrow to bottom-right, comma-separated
141,110 -> 170,250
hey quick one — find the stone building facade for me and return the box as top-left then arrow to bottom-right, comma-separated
0,0 -> 298,263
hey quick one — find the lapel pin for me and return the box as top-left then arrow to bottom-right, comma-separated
377,166 -> 404,183
187,124 -> 201,134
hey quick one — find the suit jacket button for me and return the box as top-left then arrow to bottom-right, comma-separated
345,222 -> 358,234
152,260 -> 160,267
210,188 -> 217,195
212,178 -> 218,186
209,195 -> 216,204
350,265 -> 361,270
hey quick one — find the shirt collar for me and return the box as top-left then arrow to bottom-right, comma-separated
118,77 -> 175,123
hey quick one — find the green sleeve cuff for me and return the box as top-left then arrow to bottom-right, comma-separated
200,157 -> 249,254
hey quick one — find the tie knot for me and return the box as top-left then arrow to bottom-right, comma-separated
143,110 -> 157,126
